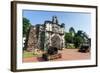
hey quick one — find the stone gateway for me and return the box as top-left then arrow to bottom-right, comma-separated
25,16 -> 65,51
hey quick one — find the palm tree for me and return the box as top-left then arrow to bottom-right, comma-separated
76,30 -> 90,45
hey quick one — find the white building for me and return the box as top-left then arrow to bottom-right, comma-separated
26,16 -> 65,51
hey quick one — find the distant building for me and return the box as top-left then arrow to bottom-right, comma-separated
25,16 -> 65,51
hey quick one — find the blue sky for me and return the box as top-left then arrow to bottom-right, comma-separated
23,10 -> 91,37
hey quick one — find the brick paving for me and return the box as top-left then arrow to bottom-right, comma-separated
23,49 -> 90,63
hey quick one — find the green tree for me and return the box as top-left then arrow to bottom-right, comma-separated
77,30 -> 89,43
64,32 -> 73,43
23,17 -> 31,37
77,30 -> 83,37
73,35 -> 84,48
65,28 -> 89,48
69,27 -> 75,37
69,27 -> 75,33
73,30 -> 85,48
69,27 -> 76,43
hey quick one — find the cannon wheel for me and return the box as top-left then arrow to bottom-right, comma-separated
42,54 -> 48,61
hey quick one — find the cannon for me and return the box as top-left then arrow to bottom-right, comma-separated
42,46 -> 62,61
78,44 -> 90,53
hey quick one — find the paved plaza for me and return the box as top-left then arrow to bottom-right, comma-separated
23,49 -> 90,62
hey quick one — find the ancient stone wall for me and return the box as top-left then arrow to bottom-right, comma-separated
25,16 -> 65,51
26,26 -> 38,51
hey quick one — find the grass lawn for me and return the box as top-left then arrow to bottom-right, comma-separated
65,44 -> 76,49
23,51 -> 41,58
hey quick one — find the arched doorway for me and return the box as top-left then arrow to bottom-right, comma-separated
51,34 -> 61,49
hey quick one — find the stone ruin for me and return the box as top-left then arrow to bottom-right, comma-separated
25,16 -> 65,52
25,26 -> 38,51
